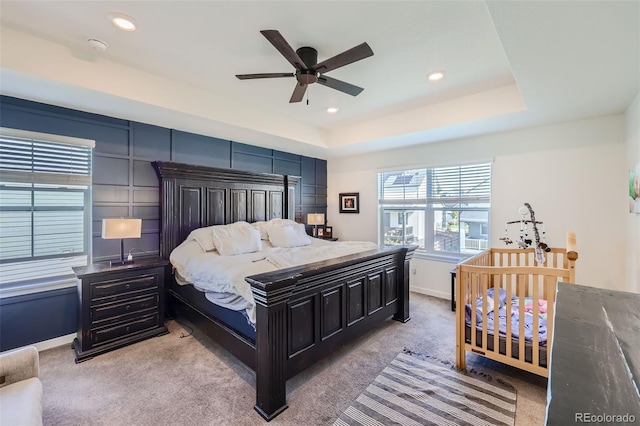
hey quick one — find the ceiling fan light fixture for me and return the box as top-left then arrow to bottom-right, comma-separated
109,13 -> 136,31
326,107 -> 339,114
428,71 -> 445,81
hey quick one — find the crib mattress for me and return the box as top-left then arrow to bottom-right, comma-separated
465,325 -> 548,368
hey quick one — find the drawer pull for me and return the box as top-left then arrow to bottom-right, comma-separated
126,284 -> 130,289
126,326 -> 130,332
126,305 -> 130,310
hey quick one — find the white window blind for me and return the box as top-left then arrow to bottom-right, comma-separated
429,163 -> 491,206
0,128 -> 94,290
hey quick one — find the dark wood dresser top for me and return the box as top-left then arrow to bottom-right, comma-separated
72,257 -> 169,278
546,283 -> 640,425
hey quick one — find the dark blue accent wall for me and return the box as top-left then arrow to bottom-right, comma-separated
0,288 -> 77,350
0,95 -> 328,351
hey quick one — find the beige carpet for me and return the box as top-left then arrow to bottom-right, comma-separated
39,293 -> 547,425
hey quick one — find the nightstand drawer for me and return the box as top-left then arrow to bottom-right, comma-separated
90,274 -> 158,301
91,313 -> 159,346
91,293 -> 159,323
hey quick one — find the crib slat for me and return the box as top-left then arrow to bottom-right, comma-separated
532,275 -> 540,368
481,273 -> 488,352
493,273 -> 499,356
518,274 -> 526,362
546,274 -> 556,364
471,271 -> 477,349
505,274 -> 513,359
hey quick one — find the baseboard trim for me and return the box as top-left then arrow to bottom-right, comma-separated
410,287 -> 450,300
33,333 -> 75,352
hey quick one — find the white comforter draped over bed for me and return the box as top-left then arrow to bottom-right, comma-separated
170,238 -> 379,323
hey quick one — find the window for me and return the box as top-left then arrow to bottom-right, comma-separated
378,162 -> 491,260
0,128 -> 94,295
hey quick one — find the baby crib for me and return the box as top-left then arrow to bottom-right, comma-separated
455,232 -> 578,377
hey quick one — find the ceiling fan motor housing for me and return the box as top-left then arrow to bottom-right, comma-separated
295,47 -> 319,84
297,46 -> 318,68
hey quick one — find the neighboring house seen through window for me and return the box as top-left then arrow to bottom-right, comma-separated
378,162 -> 491,260
0,128 -> 94,296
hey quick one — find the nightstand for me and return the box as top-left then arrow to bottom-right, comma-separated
72,257 -> 169,363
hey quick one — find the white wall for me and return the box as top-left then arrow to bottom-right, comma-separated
626,91 -> 640,293
328,114 -> 631,298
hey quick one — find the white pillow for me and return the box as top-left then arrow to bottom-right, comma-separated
268,223 -> 312,248
253,218 -> 299,240
268,218 -> 298,227
251,221 -> 270,240
211,221 -> 262,256
188,226 -> 216,252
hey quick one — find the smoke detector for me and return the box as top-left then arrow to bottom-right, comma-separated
87,38 -> 108,52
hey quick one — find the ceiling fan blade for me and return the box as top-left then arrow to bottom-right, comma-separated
289,83 -> 307,103
317,76 -> 364,96
260,30 -> 306,70
236,73 -> 294,80
314,42 -> 373,74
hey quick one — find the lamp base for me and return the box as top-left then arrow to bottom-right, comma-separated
110,259 -> 135,267
110,239 -> 135,267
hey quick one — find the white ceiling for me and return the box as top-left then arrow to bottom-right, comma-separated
0,1 -> 638,159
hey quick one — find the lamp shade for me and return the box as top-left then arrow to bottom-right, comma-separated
307,213 -> 325,226
102,218 -> 142,239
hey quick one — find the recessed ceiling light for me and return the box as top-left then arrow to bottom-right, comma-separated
427,71 -> 445,81
109,13 -> 136,32
326,107 -> 339,114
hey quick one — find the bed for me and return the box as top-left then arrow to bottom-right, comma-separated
455,232 -> 578,377
153,161 -> 417,421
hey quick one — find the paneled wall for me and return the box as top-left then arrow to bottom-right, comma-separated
302,157 -> 328,222
0,95 -> 327,350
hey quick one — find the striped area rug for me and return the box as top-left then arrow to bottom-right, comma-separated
333,352 -> 516,426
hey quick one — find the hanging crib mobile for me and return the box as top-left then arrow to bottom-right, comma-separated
501,202 -> 550,263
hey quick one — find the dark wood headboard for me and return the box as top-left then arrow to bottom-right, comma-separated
153,161 -> 300,259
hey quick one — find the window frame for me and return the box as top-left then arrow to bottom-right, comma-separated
378,162 -> 492,262
0,127 -> 94,297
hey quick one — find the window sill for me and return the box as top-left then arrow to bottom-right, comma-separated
412,251 -> 473,264
0,277 -> 77,299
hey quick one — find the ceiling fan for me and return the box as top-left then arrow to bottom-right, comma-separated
236,30 -> 374,103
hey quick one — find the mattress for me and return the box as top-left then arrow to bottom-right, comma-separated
168,276 -> 257,342
170,224 -> 378,324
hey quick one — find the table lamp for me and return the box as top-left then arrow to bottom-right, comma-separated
102,218 -> 142,266
307,213 -> 325,237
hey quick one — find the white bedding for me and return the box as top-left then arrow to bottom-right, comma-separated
170,237 -> 379,324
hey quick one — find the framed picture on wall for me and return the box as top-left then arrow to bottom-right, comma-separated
317,227 -> 325,237
339,193 -> 359,213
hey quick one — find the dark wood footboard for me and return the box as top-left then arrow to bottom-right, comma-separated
246,244 -> 416,420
